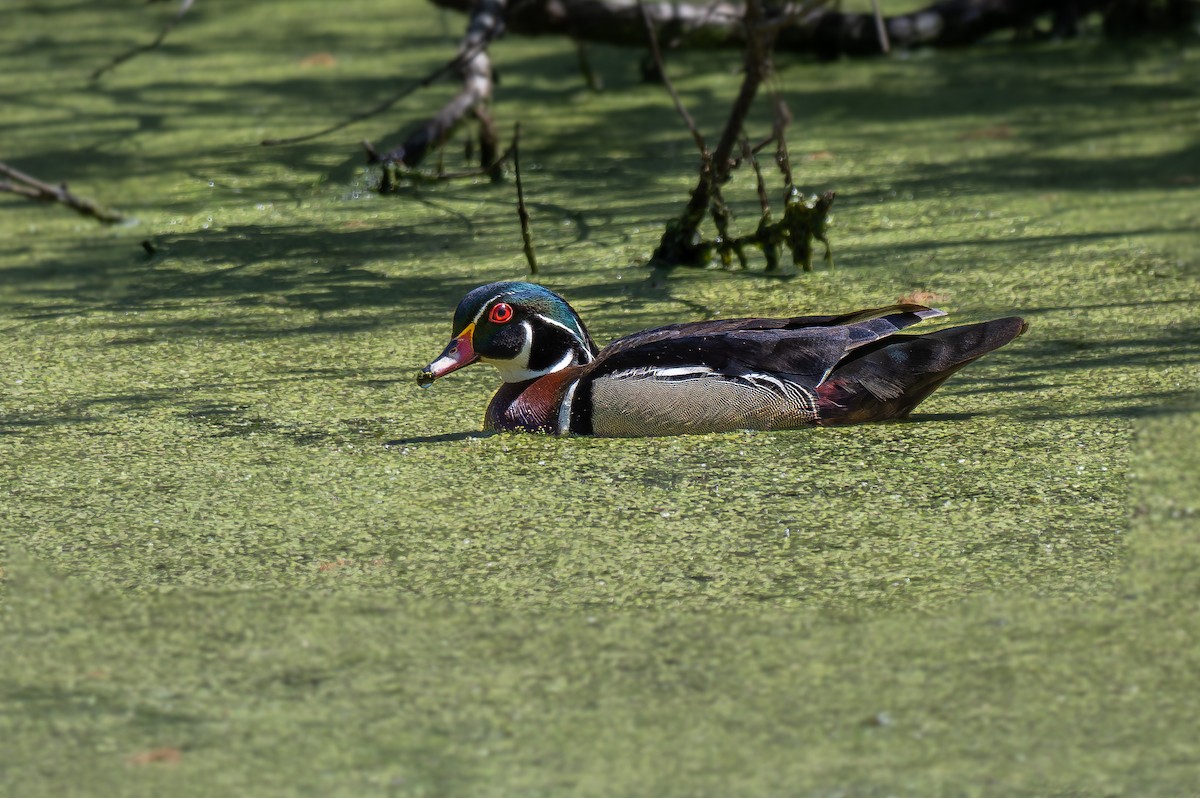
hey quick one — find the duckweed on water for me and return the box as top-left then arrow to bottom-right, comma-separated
1,0 -> 1199,794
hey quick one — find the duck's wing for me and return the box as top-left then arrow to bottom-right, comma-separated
596,304 -> 943,361
568,305 -> 946,436
591,305 -> 946,384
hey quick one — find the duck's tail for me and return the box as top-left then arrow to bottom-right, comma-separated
815,317 -> 1028,425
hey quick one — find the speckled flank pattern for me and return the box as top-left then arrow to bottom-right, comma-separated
589,367 -> 819,435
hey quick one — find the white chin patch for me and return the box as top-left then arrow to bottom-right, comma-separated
483,321 -> 576,383
487,349 -> 575,383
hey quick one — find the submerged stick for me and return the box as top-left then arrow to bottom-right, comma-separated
0,162 -> 123,224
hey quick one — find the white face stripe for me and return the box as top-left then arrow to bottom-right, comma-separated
471,294 -> 590,355
485,347 -> 576,383
478,319 -> 532,379
532,312 -> 592,360
510,319 -> 537,375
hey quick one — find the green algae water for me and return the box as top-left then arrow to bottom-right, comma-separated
2,0 -> 1198,793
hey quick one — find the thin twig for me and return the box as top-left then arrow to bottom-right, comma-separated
744,136 -> 770,215
870,0 -> 891,52
474,105 -> 501,180
759,85 -> 792,143
261,38 -> 492,147
91,0 -> 196,82
637,0 -> 708,155
710,0 -> 774,183
771,95 -> 794,191
512,123 -> 538,275
0,162 -> 123,224
750,132 -> 777,155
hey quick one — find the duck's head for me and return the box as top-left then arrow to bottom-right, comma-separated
418,282 -> 598,386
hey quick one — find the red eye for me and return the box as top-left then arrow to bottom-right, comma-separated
488,302 -> 513,324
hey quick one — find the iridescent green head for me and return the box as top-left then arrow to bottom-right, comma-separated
418,282 -> 597,385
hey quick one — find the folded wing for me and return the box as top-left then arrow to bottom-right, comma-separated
571,305 -> 971,436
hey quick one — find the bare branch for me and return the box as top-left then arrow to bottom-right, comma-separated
372,139 -> 518,189
262,38 -> 494,147
92,0 -> 196,82
649,0 -> 779,267
371,0 -> 507,168
0,162 -> 123,224
745,136 -> 770,216
709,0 -> 775,184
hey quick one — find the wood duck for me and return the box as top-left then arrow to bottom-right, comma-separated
417,282 -> 1027,437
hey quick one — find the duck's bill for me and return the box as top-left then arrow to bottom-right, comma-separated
417,325 -> 477,386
